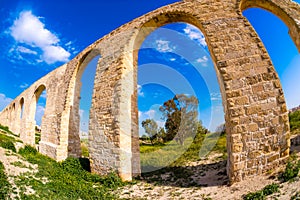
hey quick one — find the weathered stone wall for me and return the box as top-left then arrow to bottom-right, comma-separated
0,0 -> 299,183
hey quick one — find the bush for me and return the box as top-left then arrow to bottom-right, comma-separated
243,183 -> 279,200
0,141 -> 16,152
0,133 -> 16,152
289,110 -> 300,133
0,161 -> 11,199
279,159 -> 300,182
0,124 -> 10,133
18,145 -> 38,155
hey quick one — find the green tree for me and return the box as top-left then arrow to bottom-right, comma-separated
160,94 -> 199,145
141,119 -> 158,145
215,123 -> 226,135
289,110 -> 300,134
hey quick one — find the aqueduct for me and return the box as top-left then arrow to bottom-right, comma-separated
0,0 -> 299,183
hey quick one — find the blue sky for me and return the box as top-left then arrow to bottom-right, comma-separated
0,0 -> 299,135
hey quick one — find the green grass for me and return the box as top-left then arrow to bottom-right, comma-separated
0,124 -> 18,137
243,183 -> 279,200
279,154 -> 300,182
140,143 -> 166,153
0,161 -> 12,199
15,145 -> 124,199
140,131 -> 227,170
81,139 -> 89,157
11,161 -> 27,168
0,133 -> 16,152
0,128 -> 125,199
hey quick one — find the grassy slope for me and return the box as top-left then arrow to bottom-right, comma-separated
0,126 -> 124,199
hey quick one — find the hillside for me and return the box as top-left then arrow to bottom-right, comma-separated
0,125 -> 299,199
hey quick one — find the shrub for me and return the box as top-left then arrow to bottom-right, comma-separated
1,141 -> 16,152
243,183 -> 279,200
0,161 -> 11,199
0,124 -> 10,132
279,159 -> 300,182
18,145 -> 38,155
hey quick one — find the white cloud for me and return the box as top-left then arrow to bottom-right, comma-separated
210,92 -> 222,101
183,24 -> 207,48
65,41 -> 72,46
155,40 -> 175,53
9,10 -> 71,64
20,83 -> 29,89
40,90 -> 47,99
137,84 -> 144,97
35,104 -> 45,125
16,46 -> 37,55
42,45 -> 70,64
145,109 -> 156,119
79,109 -> 84,118
196,56 -> 209,66
0,93 -> 13,112
170,58 -> 176,61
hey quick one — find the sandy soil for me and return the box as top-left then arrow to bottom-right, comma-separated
117,149 -> 300,200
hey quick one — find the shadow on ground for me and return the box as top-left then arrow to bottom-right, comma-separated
139,160 -> 228,188
138,135 -> 300,189
291,134 -> 300,154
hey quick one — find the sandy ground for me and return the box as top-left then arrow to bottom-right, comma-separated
116,148 -> 300,200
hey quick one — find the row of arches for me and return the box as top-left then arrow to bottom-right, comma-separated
1,84 -> 46,146
0,0 -> 299,183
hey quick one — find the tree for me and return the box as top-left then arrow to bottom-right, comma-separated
215,123 -> 226,135
141,119 -> 158,145
289,110 -> 300,133
159,94 -> 199,145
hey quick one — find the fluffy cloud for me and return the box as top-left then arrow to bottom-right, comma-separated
183,24 -> 207,48
137,84 -> 144,97
155,40 -> 176,53
0,93 -> 13,111
79,109 -> 84,118
35,104 -> 45,125
16,46 -> 37,55
9,11 -> 71,64
40,90 -> 47,99
41,45 -> 70,64
196,55 -> 209,66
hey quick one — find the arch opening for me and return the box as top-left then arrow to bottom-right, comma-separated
135,21 -> 227,185
15,97 -> 25,136
67,52 -> 100,159
19,98 -> 24,120
35,89 -> 47,145
25,85 -> 47,146
239,0 -> 300,52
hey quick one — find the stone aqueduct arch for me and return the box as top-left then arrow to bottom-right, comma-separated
0,0 -> 299,183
